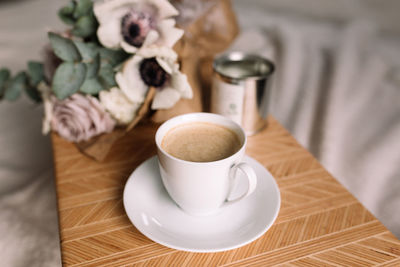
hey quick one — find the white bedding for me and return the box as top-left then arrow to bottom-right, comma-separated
1,0 -> 399,266
231,0 -> 400,238
231,0 -> 400,237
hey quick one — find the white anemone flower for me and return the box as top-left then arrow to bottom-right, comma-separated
99,87 -> 141,125
94,0 -> 184,53
115,46 -> 192,110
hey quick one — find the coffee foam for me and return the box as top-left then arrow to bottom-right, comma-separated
161,122 -> 241,162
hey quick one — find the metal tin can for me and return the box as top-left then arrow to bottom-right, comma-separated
211,52 -> 275,135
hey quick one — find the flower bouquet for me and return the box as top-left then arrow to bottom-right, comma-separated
0,0 -> 238,161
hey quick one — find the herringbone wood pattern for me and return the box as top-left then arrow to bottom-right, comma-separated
52,117 -> 400,266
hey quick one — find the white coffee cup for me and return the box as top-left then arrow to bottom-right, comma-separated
155,112 -> 257,216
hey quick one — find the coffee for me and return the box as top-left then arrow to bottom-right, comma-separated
161,122 -> 241,162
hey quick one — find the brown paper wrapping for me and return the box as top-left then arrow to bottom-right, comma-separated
76,87 -> 156,161
151,0 -> 238,121
75,0 -> 238,161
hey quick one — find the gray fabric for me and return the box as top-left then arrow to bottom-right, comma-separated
231,0 -> 400,237
0,0 -> 399,266
0,0 -> 63,266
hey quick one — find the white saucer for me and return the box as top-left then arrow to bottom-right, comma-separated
123,155 -> 281,253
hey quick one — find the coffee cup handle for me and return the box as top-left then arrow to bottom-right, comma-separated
225,162 -> 257,205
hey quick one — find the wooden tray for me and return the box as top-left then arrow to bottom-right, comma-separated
52,117 -> 400,266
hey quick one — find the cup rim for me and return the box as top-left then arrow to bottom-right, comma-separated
155,112 -> 247,165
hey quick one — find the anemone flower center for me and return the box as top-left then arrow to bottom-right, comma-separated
121,10 -> 155,48
139,58 -> 168,87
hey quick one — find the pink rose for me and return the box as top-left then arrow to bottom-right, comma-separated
51,94 -> 116,142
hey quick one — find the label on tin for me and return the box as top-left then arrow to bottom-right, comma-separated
211,77 -> 244,124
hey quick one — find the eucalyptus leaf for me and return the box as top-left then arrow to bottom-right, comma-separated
52,62 -> 86,99
58,1 -> 76,25
73,41 -> 98,60
27,61 -> 44,86
85,53 -> 100,78
48,32 -> 81,62
59,1 -> 76,15
58,12 -> 76,25
4,72 -> 27,101
80,78 -> 104,94
99,63 -> 117,89
25,86 -> 42,103
72,15 -> 97,38
99,48 -> 129,67
0,68 -> 10,96
73,41 -> 100,78
73,0 -> 92,19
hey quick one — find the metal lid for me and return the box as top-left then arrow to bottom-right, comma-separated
213,52 -> 275,83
